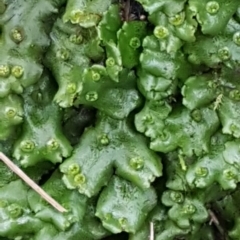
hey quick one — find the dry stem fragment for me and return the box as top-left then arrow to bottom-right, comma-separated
0,152 -> 67,213
149,221 -> 154,240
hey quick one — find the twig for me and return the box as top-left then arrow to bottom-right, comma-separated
124,0 -> 131,21
0,152 -> 67,213
149,222 -> 154,240
208,209 -> 224,235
